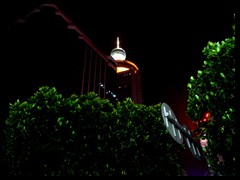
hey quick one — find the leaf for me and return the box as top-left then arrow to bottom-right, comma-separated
197,70 -> 203,76
195,94 -> 199,99
220,72 -> 225,78
205,95 -> 209,100
190,76 -> 194,81
187,83 -> 192,89
210,82 -> 215,86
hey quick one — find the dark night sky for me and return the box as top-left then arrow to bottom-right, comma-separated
0,0 -> 236,176
1,0 -> 234,121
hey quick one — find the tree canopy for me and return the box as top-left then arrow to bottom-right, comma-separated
3,86 -> 185,176
186,36 -> 235,176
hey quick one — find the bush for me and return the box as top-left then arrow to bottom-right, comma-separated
3,86 -> 184,176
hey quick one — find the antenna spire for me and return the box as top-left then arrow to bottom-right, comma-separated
110,36 -> 126,60
117,37 -> 120,48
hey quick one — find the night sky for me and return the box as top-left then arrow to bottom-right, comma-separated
1,0 -> 234,121
0,0 -> 235,176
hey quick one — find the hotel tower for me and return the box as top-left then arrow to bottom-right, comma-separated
110,37 -> 142,104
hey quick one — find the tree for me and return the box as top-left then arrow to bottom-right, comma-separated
3,86 -> 185,176
186,36 -> 235,176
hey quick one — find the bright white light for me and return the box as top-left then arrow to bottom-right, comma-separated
117,67 -> 129,73
111,50 -> 126,60
110,37 -> 126,60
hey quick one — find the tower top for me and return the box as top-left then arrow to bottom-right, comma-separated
110,37 -> 126,61
117,37 -> 120,48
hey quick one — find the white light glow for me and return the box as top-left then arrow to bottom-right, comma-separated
110,37 -> 126,60
117,67 -> 129,73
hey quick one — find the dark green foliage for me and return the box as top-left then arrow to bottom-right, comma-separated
186,37 -> 235,176
3,86 -> 184,176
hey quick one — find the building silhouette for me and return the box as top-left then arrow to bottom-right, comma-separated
110,37 -> 142,104
1,4 -> 118,109
1,4 -> 143,123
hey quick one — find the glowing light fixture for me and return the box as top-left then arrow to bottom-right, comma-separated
117,67 -> 129,73
110,37 -> 126,60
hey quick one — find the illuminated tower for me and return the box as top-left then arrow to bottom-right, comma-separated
110,37 -> 142,104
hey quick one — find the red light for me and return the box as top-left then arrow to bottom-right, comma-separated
202,112 -> 212,122
205,112 -> 210,118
